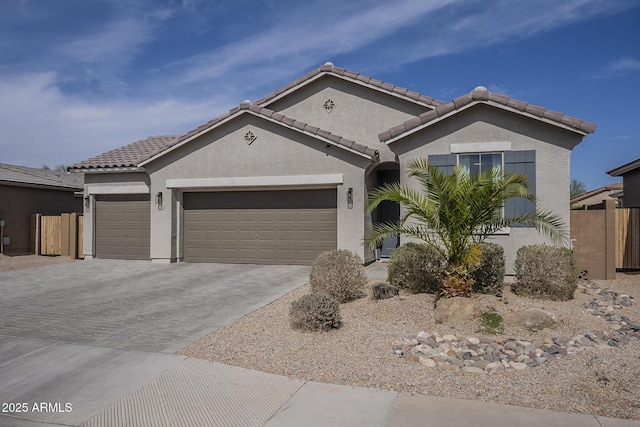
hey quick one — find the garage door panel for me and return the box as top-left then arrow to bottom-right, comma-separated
95,195 -> 150,260
183,190 -> 337,265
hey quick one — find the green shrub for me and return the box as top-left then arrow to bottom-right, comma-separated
478,307 -> 504,335
387,242 -> 446,294
310,250 -> 366,303
513,244 -> 579,301
472,242 -> 506,296
289,292 -> 342,331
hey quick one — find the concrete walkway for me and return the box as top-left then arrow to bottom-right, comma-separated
1,261 -> 638,426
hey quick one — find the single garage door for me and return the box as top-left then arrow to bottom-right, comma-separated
183,189 -> 337,265
95,194 -> 150,260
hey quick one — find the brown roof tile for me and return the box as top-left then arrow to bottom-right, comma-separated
379,86 -> 597,142
70,135 -> 180,169
74,101 -> 379,169
255,62 -> 444,107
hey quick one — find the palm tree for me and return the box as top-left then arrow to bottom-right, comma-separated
366,158 -> 567,296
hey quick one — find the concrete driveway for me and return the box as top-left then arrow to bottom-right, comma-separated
0,260 -> 308,353
0,260 -> 309,426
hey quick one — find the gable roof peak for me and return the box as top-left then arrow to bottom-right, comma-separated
256,63 -> 444,108
379,86 -> 597,143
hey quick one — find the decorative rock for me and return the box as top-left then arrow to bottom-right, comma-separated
413,344 -> 433,355
419,357 -> 437,368
485,362 -> 504,374
396,284 -> 640,375
503,308 -> 558,331
462,366 -> 485,374
509,362 -> 528,370
372,283 -> 399,300
416,331 -> 431,344
434,297 -> 481,324
439,364 -> 460,372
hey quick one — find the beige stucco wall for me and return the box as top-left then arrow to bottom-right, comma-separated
389,104 -> 585,274
265,76 -> 429,163
82,172 -> 150,259
144,114 -> 375,263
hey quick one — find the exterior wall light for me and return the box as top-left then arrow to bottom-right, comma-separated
347,187 -> 353,209
84,196 -> 90,210
155,192 -> 163,210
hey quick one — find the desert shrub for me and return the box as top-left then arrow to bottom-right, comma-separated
471,242 -> 506,296
512,244 -> 579,301
387,242 -> 446,294
309,250 -> 366,303
289,292 -> 341,331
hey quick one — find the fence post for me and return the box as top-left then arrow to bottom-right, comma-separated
61,213 -> 70,256
605,200 -> 617,279
31,214 -> 41,255
69,213 -> 77,259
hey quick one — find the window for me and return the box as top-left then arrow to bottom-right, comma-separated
428,149 -> 536,227
458,153 -> 503,177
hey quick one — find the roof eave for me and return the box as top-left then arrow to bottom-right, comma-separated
0,180 -> 82,192
382,100 -> 590,145
139,108 -> 378,166
607,158 -> 640,176
70,166 -> 146,174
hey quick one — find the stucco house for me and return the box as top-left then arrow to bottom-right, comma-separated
607,157 -> 640,207
70,62 -> 596,269
570,182 -> 623,209
0,163 -> 83,255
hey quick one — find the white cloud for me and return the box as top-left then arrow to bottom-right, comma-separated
0,72 -> 233,168
157,0 -> 635,94
589,57 -> 640,79
169,0 -> 457,86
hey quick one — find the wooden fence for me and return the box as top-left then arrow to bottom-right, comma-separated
616,207 -> 640,270
32,213 -> 84,258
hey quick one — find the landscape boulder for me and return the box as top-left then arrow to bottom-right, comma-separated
372,283 -> 399,300
435,297 -> 481,323
503,308 -> 558,331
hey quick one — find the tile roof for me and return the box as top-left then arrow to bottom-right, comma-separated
570,182 -> 623,203
379,86 -> 597,143
140,101 -> 379,165
255,62 -> 445,108
70,135 -> 179,170
72,102 -> 379,170
0,163 -> 83,190
607,157 -> 640,176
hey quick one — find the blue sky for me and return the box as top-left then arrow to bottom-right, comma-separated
1,0 -> 638,190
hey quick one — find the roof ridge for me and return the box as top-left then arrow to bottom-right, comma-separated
255,62 -> 445,108
379,86 -> 597,142
165,101 -> 378,161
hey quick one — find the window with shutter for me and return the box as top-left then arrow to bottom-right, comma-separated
428,149 -> 536,226
504,150 -> 536,225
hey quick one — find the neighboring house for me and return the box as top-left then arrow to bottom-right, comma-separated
607,157 -> 640,207
570,182 -> 623,209
0,163 -> 83,255
70,62 -> 596,270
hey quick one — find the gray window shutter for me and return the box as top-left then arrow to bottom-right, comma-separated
504,150 -> 535,225
428,154 -> 457,175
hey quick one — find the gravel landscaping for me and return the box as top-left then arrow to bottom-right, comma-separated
184,268 -> 640,421
0,254 -> 76,272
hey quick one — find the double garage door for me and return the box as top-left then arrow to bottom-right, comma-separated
183,189 -> 337,265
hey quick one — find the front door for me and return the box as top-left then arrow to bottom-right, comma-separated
376,170 -> 400,257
